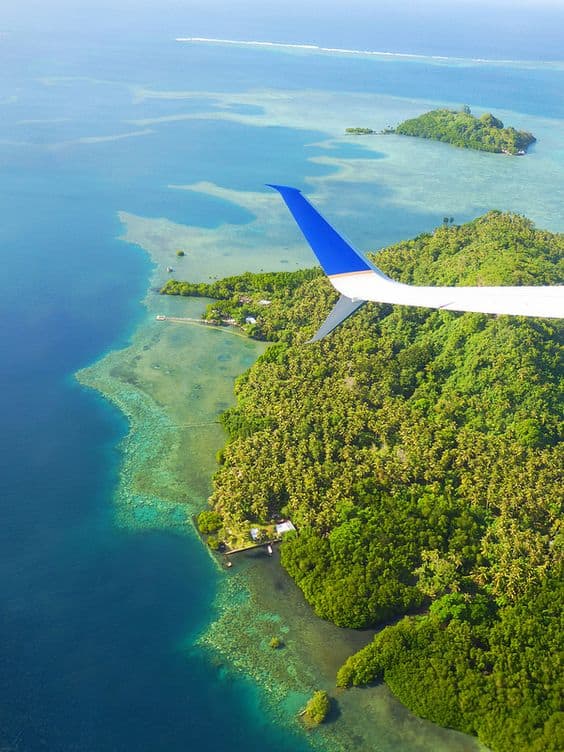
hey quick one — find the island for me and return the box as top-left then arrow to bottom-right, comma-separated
301,690 -> 331,726
345,127 -> 375,135
162,211 -> 562,752
389,107 -> 536,155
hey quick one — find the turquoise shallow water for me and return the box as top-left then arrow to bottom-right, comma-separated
1,8 -> 564,751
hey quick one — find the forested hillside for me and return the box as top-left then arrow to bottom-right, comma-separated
164,212 -> 563,751
394,108 -> 536,154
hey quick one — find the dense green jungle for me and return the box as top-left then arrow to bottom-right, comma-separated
393,109 -> 536,154
163,211 -> 563,752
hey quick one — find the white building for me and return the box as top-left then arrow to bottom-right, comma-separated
275,521 -> 296,536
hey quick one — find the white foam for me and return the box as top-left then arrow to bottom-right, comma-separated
175,36 -> 563,69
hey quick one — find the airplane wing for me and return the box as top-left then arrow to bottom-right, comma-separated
268,184 -> 564,340
308,295 -> 365,343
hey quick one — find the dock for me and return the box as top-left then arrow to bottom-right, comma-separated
156,314 -> 251,340
224,539 -> 281,556
156,315 -> 219,326
223,520 -> 296,556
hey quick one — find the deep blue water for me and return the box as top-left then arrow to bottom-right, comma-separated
1,5 -> 563,751
0,48 -> 315,751
5,0 -> 564,61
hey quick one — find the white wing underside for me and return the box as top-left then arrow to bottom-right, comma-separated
330,270 -> 564,319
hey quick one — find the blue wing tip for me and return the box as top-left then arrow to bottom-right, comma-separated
266,182 -> 375,277
266,183 -> 302,196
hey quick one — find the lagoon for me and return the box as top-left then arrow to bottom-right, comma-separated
1,13 -> 564,751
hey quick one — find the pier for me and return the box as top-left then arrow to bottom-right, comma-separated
224,539 -> 281,556
156,314 -> 250,339
156,314 -> 219,325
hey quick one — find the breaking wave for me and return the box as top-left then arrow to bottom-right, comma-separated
175,36 -> 559,68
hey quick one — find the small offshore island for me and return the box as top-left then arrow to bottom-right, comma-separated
162,211 -> 563,752
388,107 -> 536,155
345,127 -> 375,135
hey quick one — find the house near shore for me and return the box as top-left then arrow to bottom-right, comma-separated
275,521 -> 296,536
245,316 -> 257,325
223,519 -> 298,557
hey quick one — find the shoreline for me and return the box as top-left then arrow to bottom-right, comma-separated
74,208 -> 488,752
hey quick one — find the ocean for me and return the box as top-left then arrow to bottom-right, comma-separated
1,4 -> 563,751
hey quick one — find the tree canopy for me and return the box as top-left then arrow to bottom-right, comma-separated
168,211 -> 563,751
393,108 -> 536,154
302,690 -> 331,726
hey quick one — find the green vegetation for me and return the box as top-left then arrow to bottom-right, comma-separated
161,268 -> 320,300
161,268 -> 322,333
176,250 -> 185,257
336,579 -> 563,752
172,211 -> 563,751
196,508 -> 296,553
197,510 -> 223,534
393,108 -> 536,154
345,127 -> 374,135
269,636 -> 283,649
302,690 -> 331,726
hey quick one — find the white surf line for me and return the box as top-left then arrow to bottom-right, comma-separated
175,36 -> 563,68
